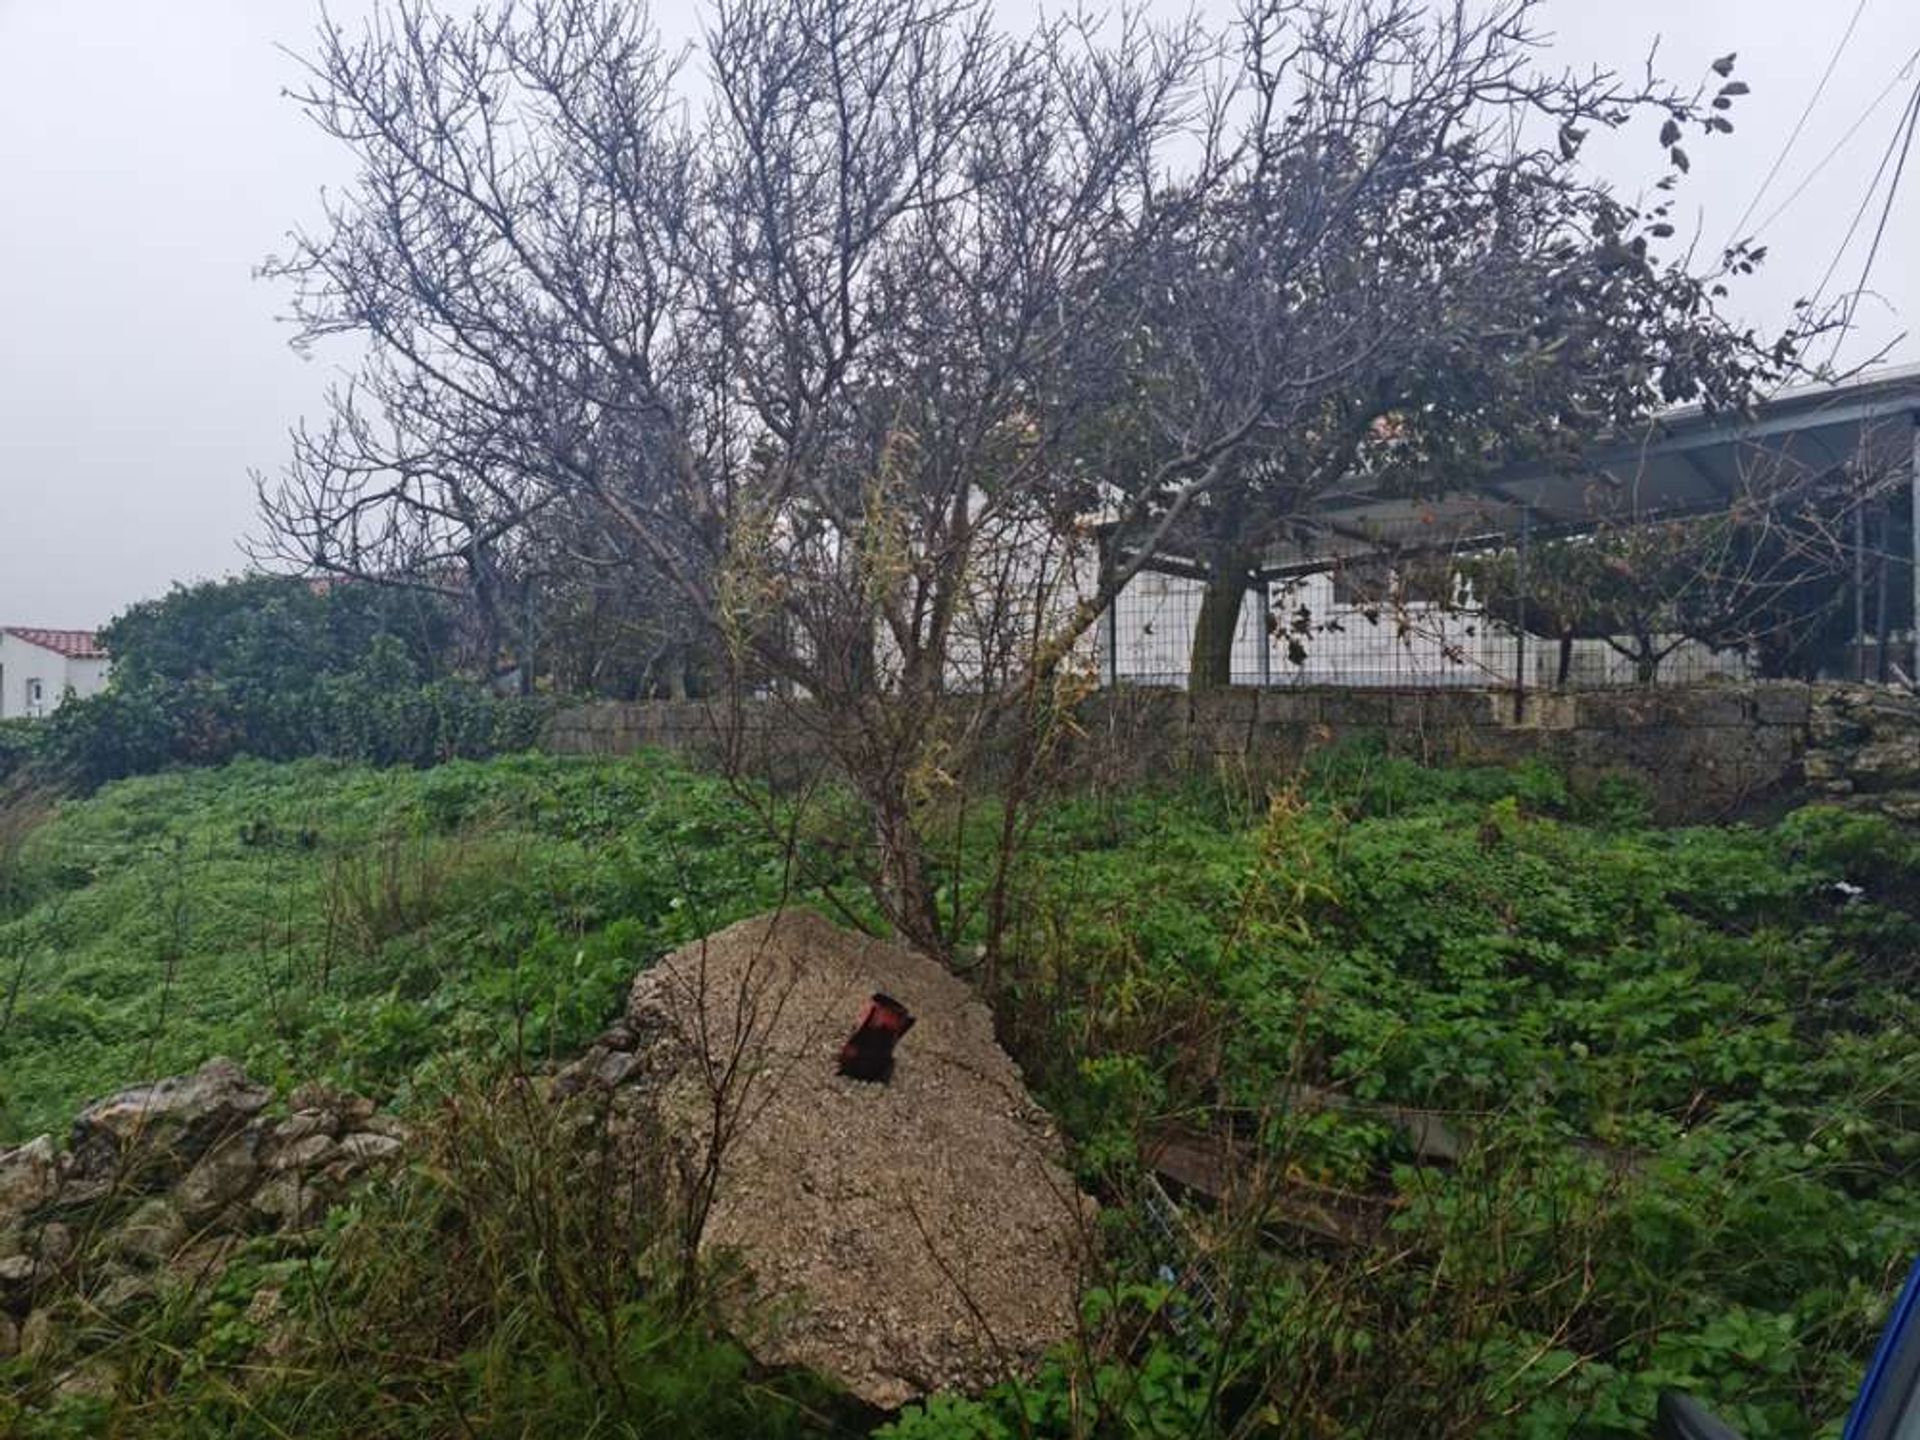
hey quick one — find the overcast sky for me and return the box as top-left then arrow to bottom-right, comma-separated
1,0 -> 1916,629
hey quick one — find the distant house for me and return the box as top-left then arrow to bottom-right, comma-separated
0,628 -> 110,719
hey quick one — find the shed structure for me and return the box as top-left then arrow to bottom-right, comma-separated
1098,364 -> 1920,691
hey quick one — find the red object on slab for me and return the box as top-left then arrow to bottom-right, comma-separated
837,992 -> 916,1082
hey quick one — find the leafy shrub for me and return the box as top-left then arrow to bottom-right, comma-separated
990,771 -> 1918,1438
0,717 -> 39,781
38,579 -> 551,788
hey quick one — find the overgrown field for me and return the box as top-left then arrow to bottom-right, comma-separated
1,749 -> 1914,1438
0,754 -> 813,1140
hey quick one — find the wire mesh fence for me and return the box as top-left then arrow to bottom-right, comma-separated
1100,563 -> 1815,692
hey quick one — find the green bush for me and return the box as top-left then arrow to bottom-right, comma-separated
0,717 -> 39,781
36,579 -> 551,788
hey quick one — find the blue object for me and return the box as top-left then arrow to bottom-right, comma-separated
1842,1255 -> 1920,1440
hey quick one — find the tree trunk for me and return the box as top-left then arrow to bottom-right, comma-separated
1633,637 -> 1660,685
863,770 -> 944,957
1188,562 -> 1250,690
1556,632 -> 1574,687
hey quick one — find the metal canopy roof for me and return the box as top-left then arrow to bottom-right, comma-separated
1244,362 -> 1920,578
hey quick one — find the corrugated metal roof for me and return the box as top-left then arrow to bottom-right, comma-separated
1115,363 -> 1920,580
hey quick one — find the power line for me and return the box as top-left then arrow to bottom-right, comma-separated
1824,75 -> 1920,366
1744,45 -> 1920,243
1723,0 -> 1873,250
1805,75 -> 1920,327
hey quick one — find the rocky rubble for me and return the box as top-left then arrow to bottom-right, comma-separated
1805,685 -> 1920,823
0,1059 -> 408,1375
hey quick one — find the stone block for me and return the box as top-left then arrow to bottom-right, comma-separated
1319,691 -> 1391,726
1255,690 -> 1321,725
0,1138 -> 59,1227
1190,688 -> 1258,726
1507,692 -> 1576,731
1750,685 -> 1813,727
175,1131 -> 262,1224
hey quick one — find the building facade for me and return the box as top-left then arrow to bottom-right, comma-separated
0,628 -> 110,718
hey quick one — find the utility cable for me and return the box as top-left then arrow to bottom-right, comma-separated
1805,75 -> 1920,329
1724,0 -> 1873,249
1824,75 -> 1920,365
1744,45 -> 1920,243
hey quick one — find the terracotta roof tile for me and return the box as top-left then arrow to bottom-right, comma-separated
2,627 -> 109,660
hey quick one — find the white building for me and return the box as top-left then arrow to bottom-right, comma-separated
0,628 -> 110,718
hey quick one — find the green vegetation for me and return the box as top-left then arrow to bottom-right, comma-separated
937,755 -> 1920,1437
20,577 -> 549,791
0,753 -> 806,1139
2,747 -> 1914,1437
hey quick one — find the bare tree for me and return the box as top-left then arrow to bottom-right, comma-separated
258,0 -> 1802,957
1080,3 -> 1805,690
257,0 -> 1195,951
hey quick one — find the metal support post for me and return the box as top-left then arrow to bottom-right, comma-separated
1513,508 -> 1531,720
1255,579 -> 1272,687
1911,419 -> 1920,686
1098,531 -> 1119,688
1856,500 -> 1869,681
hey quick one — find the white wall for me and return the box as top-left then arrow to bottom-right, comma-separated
62,654 -> 111,704
0,635 -> 110,718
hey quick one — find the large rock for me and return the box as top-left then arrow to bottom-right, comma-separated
114,1198 -> 188,1266
69,1059 -> 272,1187
175,1131 -> 263,1224
619,909 -> 1089,1409
0,1136 -> 60,1225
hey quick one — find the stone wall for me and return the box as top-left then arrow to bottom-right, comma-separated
544,682 -> 1920,825
1804,685 -> 1920,822
1082,683 -> 1817,822
546,697 -> 817,783
0,1060 -> 406,1383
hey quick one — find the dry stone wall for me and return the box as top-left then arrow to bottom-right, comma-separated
1804,685 -> 1920,822
546,682 -> 1920,824
0,1060 -> 406,1387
